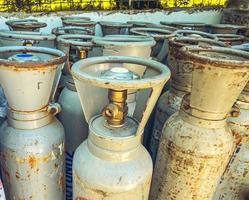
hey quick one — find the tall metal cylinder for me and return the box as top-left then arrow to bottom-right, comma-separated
0,46 -> 66,200
71,56 -> 170,200
149,37 -> 227,162
150,46 -> 249,200
56,34 -> 94,200
212,44 -> 249,200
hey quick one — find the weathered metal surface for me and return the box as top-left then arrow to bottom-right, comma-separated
58,81 -> 88,200
161,21 -> 206,31
6,19 -> 46,32
208,23 -> 246,34
61,16 -> 91,23
0,118 -> 65,200
52,26 -> 94,36
0,46 -> 66,200
213,99 -> 249,200
0,30 -> 56,48
150,45 -> 249,200
150,111 -> 234,200
63,20 -> 96,32
149,87 -> 185,162
174,29 -> 217,39
129,27 -> 174,62
73,116 -> 152,200
214,34 -> 245,45
99,21 -> 132,36
150,37 -> 227,162
213,45 -> 249,200
71,56 -> 169,199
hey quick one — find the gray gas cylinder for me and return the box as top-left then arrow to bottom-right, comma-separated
0,46 -> 66,200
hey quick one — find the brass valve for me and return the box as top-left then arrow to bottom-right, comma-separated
78,49 -> 87,60
102,89 -> 128,126
23,40 -> 34,46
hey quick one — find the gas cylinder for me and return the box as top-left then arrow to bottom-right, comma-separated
52,26 -> 94,36
208,24 -> 246,34
61,16 -> 91,26
127,21 -> 154,28
130,27 -> 174,63
56,34 -> 94,199
149,37 -> 227,162
212,43 -> 249,200
71,56 -> 170,200
174,29 -> 218,40
99,21 -> 132,36
150,46 -> 249,200
214,34 -> 245,45
62,20 -> 96,34
6,20 -> 47,32
0,46 -> 66,200
160,21 -> 206,32
0,30 -> 56,48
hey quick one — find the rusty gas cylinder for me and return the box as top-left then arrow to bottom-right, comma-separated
149,37 -> 227,162
71,56 -> 170,200
213,43 -> 249,200
150,46 -> 249,200
0,46 -> 66,200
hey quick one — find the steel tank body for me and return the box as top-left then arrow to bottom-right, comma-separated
62,20 -> 96,35
0,46 -> 66,200
212,45 -> 249,200
56,34 -> 95,199
58,80 -> 88,200
149,37 -> 227,162
71,56 -> 170,200
73,116 -> 152,200
0,31 -> 56,48
0,118 -> 65,200
150,46 -> 249,200
129,27 -> 174,63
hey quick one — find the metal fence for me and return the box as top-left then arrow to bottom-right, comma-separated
0,0 -> 227,12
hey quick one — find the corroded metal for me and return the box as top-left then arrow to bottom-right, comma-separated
62,20 -> 96,32
215,34 -> 245,45
0,46 -> 66,200
61,16 -> 91,24
5,19 -> 45,32
151,46 -> 249,200
149,37 -> 227,162
213,43 -> 249,200
174,29 -> 217,40
71,55 -> 170,200
52,26 -> 93,36
0,30 -> 56,48
58,80 -> 88,200
161,21 -> 206,31
209,23 -> 246,34
99,21 -> 132,36
129,27 -> 174,62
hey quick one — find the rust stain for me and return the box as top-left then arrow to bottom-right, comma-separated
28,155 -> 38,169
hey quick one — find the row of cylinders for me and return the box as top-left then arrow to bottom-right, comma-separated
0,15 -> 248,200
